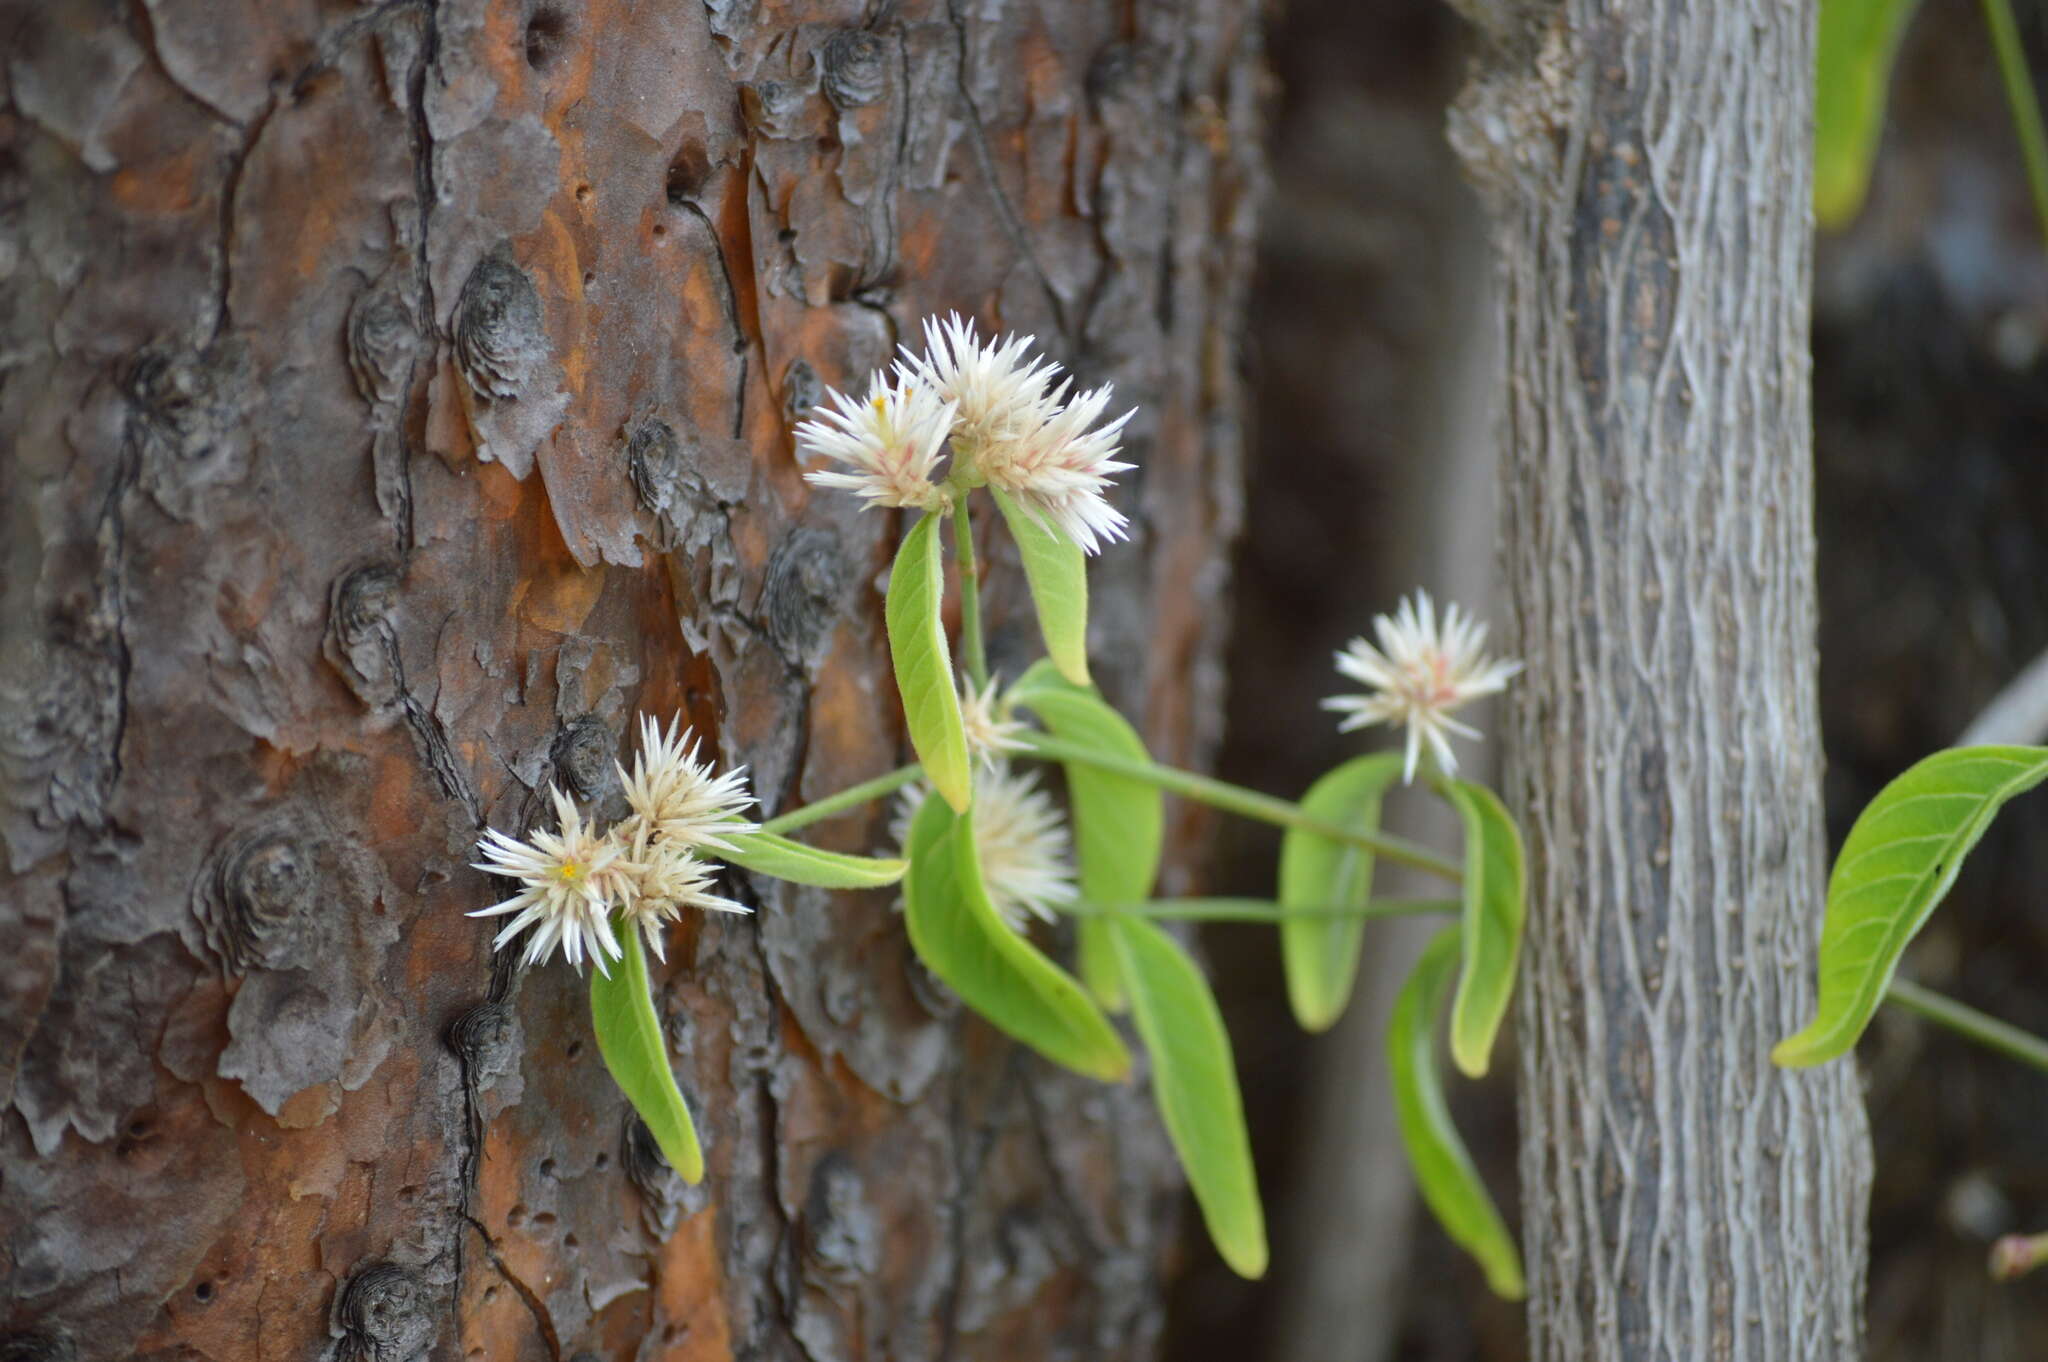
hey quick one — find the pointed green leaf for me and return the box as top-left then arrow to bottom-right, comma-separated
1109,914 -> 1268,1279
1815,0 -> 1922,228
590,928 -> 705,1185
901,792 -> 1131,1080
1435,778 -> 1525,1079
1009,660 -> 1165,1010
1279,754 -> 1405,1031
1775,745 -> 2048,1067
1390,926 -> 1525,1300
717,830 -> 907,890
992,488 -> 1090,685
886,513 -> 972,811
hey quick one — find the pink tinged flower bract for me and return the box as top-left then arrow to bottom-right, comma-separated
982,380 -> 1137,556
796,371 -> 957,512
897,312 -> 1062,454
469,786 -> 629,976
1320,590 -> 1523,784
618,713 -> 759,853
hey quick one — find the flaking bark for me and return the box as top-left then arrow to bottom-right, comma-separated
1449,2 -> 1876,1358
0,2 -> 1264,1358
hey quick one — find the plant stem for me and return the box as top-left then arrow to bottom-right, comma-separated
1984,0 -> 2048,249
1020,734 -> 1464,883
758,765 -> 923,837
1885,977 -> 2048,1076
1060,896 -> 1458,923
953,500 -> 990,690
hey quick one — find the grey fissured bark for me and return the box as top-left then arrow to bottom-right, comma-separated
0,1 -> 1263,1358
1449,1 -> 1875,1358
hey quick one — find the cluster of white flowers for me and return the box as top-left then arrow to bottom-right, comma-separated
470,715 -> 757,975
894,763 -> 1079,934
795,314 -> 1137,555
1323,591 -> 1522,784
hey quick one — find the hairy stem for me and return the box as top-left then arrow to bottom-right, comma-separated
954,499 -> 990,691
1059,896 -> 1458,923
758,765 -> 924,836
1019,734 -> 1464,882
1984,0 -> 2048,249
1884,976 -> 2048,1076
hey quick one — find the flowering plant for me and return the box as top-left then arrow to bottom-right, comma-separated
469,316 -> 1536,1290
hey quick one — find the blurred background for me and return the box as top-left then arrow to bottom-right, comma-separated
1168,0 -> 2048,1357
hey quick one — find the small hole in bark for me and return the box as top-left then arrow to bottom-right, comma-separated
778,227 -> 797,244
563,1233 -> 580,1249
566,1039 -> 584,1060
507,1205 -> 527,1227
666,142 -> 711,203
193,1280 -> 215,1304
574,183 -> 591,204
651,223 -> 667,241
524,6 -> 572,70
539,1158 -> 557,1178
582,271 -> 594,287
593,1151 -> 609,1170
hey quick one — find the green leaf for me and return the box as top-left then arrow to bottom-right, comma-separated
1390,926 -> 1525,1300
1009,660 -> 1165,1010
716,830 -> 907,889
1774,745 -> 2048,1067
590,927 -> 705,1185
1279,755 -> 1404,1031
1435,778 -> 1526,1079
992,488 -> 1090,686
1815,0 -> 1922,228
886,513 -> 972,812
1108,914 -> 1268,1280
901,792 -> 1131,1080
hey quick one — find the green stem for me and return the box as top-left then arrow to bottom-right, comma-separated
1020,734 -> 1464,883
758,765 -> 923,837
1984,0 -> 2048,249
1885,977 -> 2048,1076
954,499 -> 990,691
1060,896 -> 1458,923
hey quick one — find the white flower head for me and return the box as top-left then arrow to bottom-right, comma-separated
619,713 -> 758,853
892,766 -> 1078,933
1321,591 -> 1522,783
469,785 -> 629,975
618,829 -> 751,963
980,380 -> 1137,555
896,312 -> 1062,454
959,676 -> 1030,769
797,370 -> 957,512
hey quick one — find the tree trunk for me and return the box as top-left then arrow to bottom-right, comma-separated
0,2 -> 1262,1359
1449,2 -> 1874,1357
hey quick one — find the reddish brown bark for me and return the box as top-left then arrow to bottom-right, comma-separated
0,2 -> 1263,1358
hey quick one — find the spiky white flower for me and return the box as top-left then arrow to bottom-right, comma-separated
616,827 -> 751,963
893,765 -> 1078,933
959,676 -> 1031,768
796,371 -> 957,511
979,380 -> 1136,555
469,785 -> 629,975
619,714 -> 758,853
1321,591 -> 1522,784
896,312 -> 1062,454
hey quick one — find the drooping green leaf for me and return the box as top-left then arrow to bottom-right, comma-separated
1775,745 -> 2048,1067
1390,926 -> 1525,1300
1009,660 -> 1165,1011
1109,914 -> 1268,1280
590,927 -> 705,1185
992,488 -> 1091,686
1815,0 -> 1923,228
1435,777 -> 1526,1079
886,512 -> 972,812
716,830 -> 907,889
901,792 -> 1131,1080
1279,754 -> 1404,1032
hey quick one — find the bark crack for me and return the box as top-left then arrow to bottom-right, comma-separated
462,1214 -> 564,1362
